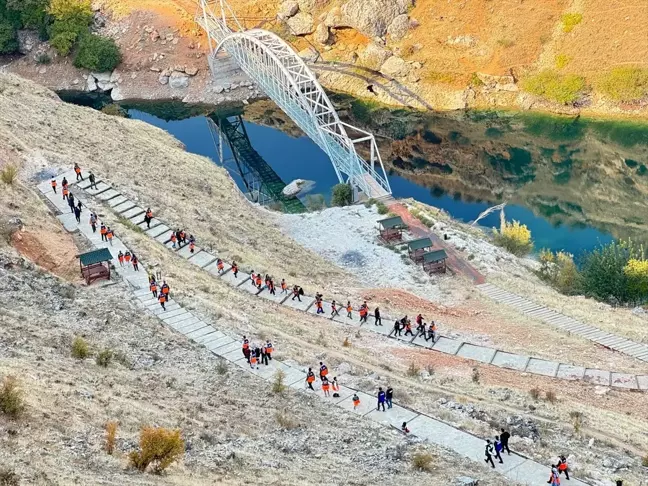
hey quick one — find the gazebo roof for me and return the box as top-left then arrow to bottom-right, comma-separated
422,249 -> 448,263
377,215 -> 405,229
407,237 -> 432,251
79,248 -> 113,266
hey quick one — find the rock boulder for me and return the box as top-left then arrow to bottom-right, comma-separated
341,0 -> 408,38
323,6 -> 349,28
169,71 -> 190,89
387,14 -> 410,41
278,0 -> 299,19
358,43 -> 392,70
287,12 -> 314,35
314,23 -> 331,44
380,55 -> 409,77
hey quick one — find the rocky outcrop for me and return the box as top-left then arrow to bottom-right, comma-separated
340,0 -> 411,38
169,71 -> 190,89
278,0 -> 299,19
380,56 -> 409,77
358,43 -> 392,71
323,6 -> 348,28
314,23 -> 331,45
286,12 -> 315,35
387,14 -> 410,41
298,46 -> 319,63
297,0 -> 317,12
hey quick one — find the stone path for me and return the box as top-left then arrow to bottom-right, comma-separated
42,171 -> 648,392
38,173 -> 591,486
478,283 -> 648,368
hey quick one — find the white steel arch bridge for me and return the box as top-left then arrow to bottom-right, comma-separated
196,0 -> 392,200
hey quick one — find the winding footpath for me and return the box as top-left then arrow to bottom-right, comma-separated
37,169 -> 593,486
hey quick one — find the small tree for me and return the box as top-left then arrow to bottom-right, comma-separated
96,349 -> 113,367
129,427 -> 184,473
0,20 -> 19,55
0,376 -> 25,418
331,183 -> 353,207
74,33 -> 122,72
624,258 -> 648,303
493,220 -> 533,256
271,370 -> 286,394
71,336 -> 90,359
0,165 -> 18,185
105,421 -> 118,455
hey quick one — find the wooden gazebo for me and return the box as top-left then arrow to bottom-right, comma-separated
377,216 -> 408,243
78,248 -> 113,284
421,249 -> 448,274
407,237 -> 433,263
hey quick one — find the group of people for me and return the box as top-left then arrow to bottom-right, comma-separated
250,271 -> 278,295
392,314 -> 438,342
305,362 -> 340,398
170,228 -> 196,253
484,430 -> 511,468
150,276 -> 171,310
241,336 -> 274,368
117,250 -> 140,272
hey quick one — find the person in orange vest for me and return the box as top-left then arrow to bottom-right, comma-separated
216,258 -> 225,274
106,227 -> 114,246
404,319 -> 414,337
331,376 -> 339,392
242,336 -> 250,363
74,163 -> 83,181
352,392 -> 360,410
250,348 -> 258,369
280,278 -> 287,294
306,368 -> 315,390
316,299 -> 323,314
100,224 -> 107,241
150,278 -> 158,298
50,178 -> 57,194
158,291 -> 167,311
161,281 -> 170,298
359,304 -> 368,323
231,261 -> 238,277
346,301 -> 353,319
170,232 -> 177,249
144,208 -> 153,229
427,321 -> 437,342
319,361 -> 328,381
255,273 -> 262,289
321,375 -> 330,397
62,185 -> 69,201
265,340 -> 273,361
131,254 -> 139,272
188,235 -> 195,253
331,300 -> 339,317
557,455 -> 570,480
291,285 -> 301,302
117,250 -> 124,267
124,251 -> 131,265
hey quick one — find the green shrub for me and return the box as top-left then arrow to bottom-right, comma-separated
0,20 -> 18,54
0,376 -> 25,418
74,33 -> 122,72
554,53 -> 570,69
304,193 -> 326,211
596,67 -> 648,102
129,427 -> 184,473
7,0 -> 49,29
0,165 -> 18,185
331,183 -> 353,207
537,250 -> 581,295
96,349 -> 113,367
493,220 -> 533,256
522,70 -> 586,104
624,258 -> 648,303
642,454 -> 648,467
50,29 -> 78,55
71,336 -> 90,359
376,201 -> 389,214
561,13 -> 582,33
364,198 -> 377,208
35,52 -> 51,64
48,0 -> 93,26
271,370 -> 286,394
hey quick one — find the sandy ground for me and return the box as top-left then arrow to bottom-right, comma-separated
1,73 -> 647,484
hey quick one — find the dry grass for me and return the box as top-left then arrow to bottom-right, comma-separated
274,411 -> 298,430
105,421 -> 118,455
545,390 -> 557,403
406,362 -> 420,378
0,376 -> 25,419
342,337 -> 351,347
71,336 -> 90,359
529,387 -> 541,400
129,427 -> 184,473
411,451 -> 434,472
96,349 -> 113,367
0,165 -> 18,185
271,370 -> 286,394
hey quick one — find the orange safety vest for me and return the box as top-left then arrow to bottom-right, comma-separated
322,382 -> 330,391
150,282 -> 157,291
250,355 -> 257,364
266,343 -> 273,354
106,231 -> 113,239
190,242 -> 195,250
217,260 -> 224,270
74,166 -> 81,174
162,285 -> 169,295
100,226 -> 107,235
51,180 -> 56,188
124,253 -> 131,261
306,373 -> 315,383
63,188 -> 69,196
232,264 -> 238,272
320,365 -> 328,376
353,396 -> 360,406
360,307 -> 367,316
347,305 -> 352,312
255,276 -> 262,286
145,210 -> 152,218
558,463 -> 567,471
158,294 -> 166,303
431,323 -> 437,331
281,281 -> 287,289
118,254 -> 124,262
316,301 -> 322,309
242,340 -> 249,350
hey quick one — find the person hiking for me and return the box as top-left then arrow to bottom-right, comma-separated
377,387 -> 386,411
124,251 -> 131,266
321,375 -> 330,397
393,319 -> 402,337
265,340 -> 273,360
242,336 -> 250,362
161,281 -> 170,300
254,345 -> 262,369
280,278 -> 287,294
144,208 -> 153,229
306,368 -> 316,390
416,313 -> 424,334
76,200 -> 82,212
150,278 -> 158,298
231,261 -> 238,277
88,172 -> 97,190
74,205 -> 81,223
401,422 -> 410,434
106,227 -> 114,246
170,232 -> 177,249
68,193 -> 75,213
250,270 -> 256,286
319,361 -> 328,381
158,291 -> 167,311
374,307 -> 382,326
117,251 -> 124,267
316,299 -> 324,314
500,429 -> 511,455
330,300 -> 339,317
62,185 -> 69,201
484,439 -> 496,468
557,455 -> 570,480
359,304 -> 368,323
386,386 -> 393,409
50,178 -> 57,194
131,254 -> 139,272
493,436 -> 504,464
268,278 -> 276,295
427,321 -> 437,342
292,285 -> 301,302
89,213 -> 97,233
261,342 -> 269,366
331,376 -> 339,393
404,319 -> 414,337
346,301 -> 353,319
352,393 -> 360,410
250,348 -> 259,369
74,163 -> 83,181
255,273 -> 262,289
100,224 -> 107,242
216,258 -> 225,274
548,465 -> 561,485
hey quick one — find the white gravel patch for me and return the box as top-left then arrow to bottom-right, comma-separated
276,205 -> 446,302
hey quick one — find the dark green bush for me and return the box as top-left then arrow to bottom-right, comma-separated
47,0 -> 93,56
0,19 -> 18,54
50,29 -> 77,55
331,183 -> 353,207
74,33 -> 122,72
7,0 -> 49,29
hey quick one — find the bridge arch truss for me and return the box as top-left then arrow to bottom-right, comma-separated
197,0 -> 392,199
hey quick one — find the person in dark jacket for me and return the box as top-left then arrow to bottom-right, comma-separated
500,428 -> 511,455
386,386 -> 393,409
377,387 -> 386,411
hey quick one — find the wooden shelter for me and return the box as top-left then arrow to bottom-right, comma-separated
421,249 -> 448,274
377,216 -> 407,243
407,237 -> 433,263
78,248 -> 113,284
